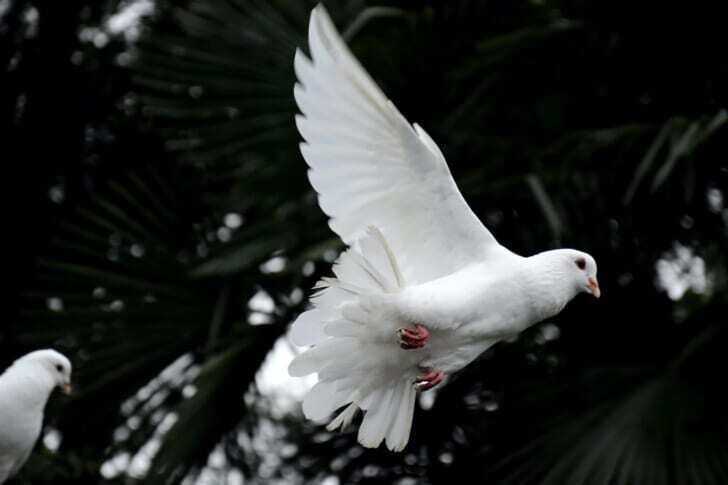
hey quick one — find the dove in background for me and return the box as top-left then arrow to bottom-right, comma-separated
288,4 -> 600,452
0,349 -> 72,483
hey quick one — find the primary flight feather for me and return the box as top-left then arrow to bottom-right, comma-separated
0,349 -> 72,483
289,4 -> 600,452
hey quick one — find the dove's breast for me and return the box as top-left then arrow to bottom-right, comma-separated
0,385 -> 46,478
0,402 -> 43,449
398,262 -> 535,332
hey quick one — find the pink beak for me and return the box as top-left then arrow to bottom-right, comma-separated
588,277 -> 601,298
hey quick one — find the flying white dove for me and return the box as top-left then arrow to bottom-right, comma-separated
288,4 -> 600,452
0,349 -> 72,483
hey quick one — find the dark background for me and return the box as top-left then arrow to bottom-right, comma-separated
3,0 -> 728,483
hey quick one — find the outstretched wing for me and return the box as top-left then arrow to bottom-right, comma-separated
295,4 -> 507,285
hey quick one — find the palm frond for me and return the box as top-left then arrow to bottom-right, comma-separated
142,325 -> 282,484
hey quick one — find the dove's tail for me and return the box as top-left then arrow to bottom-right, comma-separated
288,226 -> 417,452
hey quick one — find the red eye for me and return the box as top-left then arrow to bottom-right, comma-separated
575,258 -> 586,270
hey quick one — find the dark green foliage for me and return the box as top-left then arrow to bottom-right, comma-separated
4,0 -> 728,483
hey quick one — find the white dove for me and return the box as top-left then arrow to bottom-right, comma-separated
0,349 -> 72,483
288,4 -> 600,452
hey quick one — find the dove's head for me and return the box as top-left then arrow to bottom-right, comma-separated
557,249 -> 600,298
14,349 -> 73,395
535,249 -> 600,300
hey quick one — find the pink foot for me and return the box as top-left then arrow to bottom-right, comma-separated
415,366 -> 445,391
397,323 -> 430,349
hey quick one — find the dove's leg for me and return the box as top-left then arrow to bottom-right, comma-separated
397,323 -> 430,349
415,366 -> 445,391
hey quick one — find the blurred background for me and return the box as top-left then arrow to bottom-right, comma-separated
3,0 -> 728,483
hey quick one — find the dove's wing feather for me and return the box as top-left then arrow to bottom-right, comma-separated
295,5 -> 507,285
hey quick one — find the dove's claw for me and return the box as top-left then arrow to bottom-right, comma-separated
397,323 -> 430,349
414,366 -> 444,391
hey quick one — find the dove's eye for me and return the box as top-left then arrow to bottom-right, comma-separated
56,364 -> 63,373
575,258 -> 586,270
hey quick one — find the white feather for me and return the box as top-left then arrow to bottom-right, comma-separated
295,4 -> 502,286
288,337 -> 358,377
324,320 -> 364,339
358,385 -> 397,448
290,309 -> 329,346
386,382 -> 416,452
303,380 -> 350,421
327,402 -> 359,431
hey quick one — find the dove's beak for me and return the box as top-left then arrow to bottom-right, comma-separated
587,277 -> 600,298
62,383 -> 73,395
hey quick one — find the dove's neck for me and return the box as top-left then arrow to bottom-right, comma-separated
0,362 -> 56,412
524,252 -> 580,319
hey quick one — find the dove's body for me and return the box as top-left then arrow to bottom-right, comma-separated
289,5 -> 599,451
345,263 -> 522,379
0,350 -> 72,483
325,249 -> 580,378
0,375 -> 49,482
396,252 -> 574,372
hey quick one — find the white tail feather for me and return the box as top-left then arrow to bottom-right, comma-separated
327,402 -> 358,431
288,226 -> 416,451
